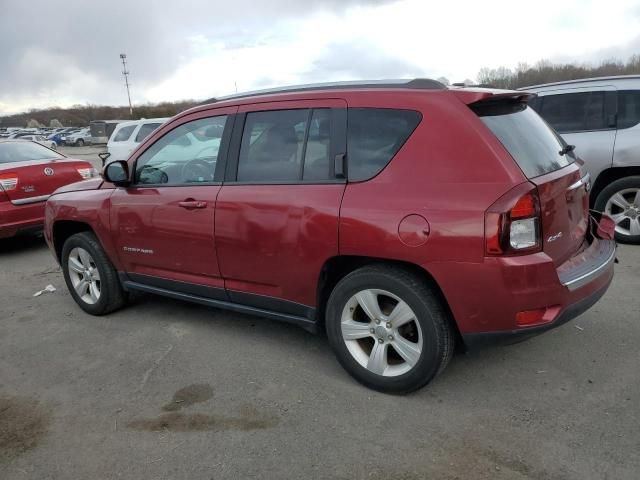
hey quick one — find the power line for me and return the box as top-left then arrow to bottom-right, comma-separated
120,53 -> 133,117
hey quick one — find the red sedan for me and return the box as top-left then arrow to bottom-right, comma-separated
0,140 -> 97,239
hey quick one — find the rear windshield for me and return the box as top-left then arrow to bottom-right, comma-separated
0,141 -> 63,163
473,101 -> 573,178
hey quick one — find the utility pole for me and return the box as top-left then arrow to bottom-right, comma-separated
119,53 -> 133,117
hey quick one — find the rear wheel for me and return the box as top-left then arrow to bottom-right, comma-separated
325,265 -> 455,394
61,232 -> 127,315
76,139 -> 85,147
595,176 -> 640,244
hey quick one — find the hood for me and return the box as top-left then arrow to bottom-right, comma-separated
51,177 -> 106,195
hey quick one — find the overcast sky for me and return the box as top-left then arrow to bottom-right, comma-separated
1,0 -> 639,115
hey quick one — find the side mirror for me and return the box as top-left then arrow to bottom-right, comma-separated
103,160 -> 130,187
98,152 -> 111,166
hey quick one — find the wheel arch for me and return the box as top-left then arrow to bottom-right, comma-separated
316,255 -> 462,343
591,166 -> 640,207
52,220 -> 94,261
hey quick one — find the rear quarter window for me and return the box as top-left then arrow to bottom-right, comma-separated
112,125 -> 136,142
618,90 -> 640,129
347,108 -> 421,181
474,101 -> 573,178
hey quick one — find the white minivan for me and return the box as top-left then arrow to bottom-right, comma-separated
107,118 -> 168,161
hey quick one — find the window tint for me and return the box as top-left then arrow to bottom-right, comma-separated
618,90 -> 640,129
238,109 -> 309,182
135,116 -> 226,185
540,93 -> 590,132
303,109 -> 332,181
347,108 -> 421,182
539,91 -> 615,133
113,125 -> 136,142
135,122 -> 163,143
475,103 -> 573,178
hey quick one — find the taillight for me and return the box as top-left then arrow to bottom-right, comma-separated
0,173 -> 17,203
485,183 -> 542,256
77,167 -> 98,179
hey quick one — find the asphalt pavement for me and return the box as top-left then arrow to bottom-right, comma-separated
0,146 -> 638,479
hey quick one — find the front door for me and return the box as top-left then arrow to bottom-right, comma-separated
215,99 -> 347,315
110,108 -> 236,297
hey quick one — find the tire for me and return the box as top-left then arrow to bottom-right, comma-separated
594,176 -> 640,244
50,143 -> 57,150
61,232 -> 127,315
325,265 -> 455,394
76,139 -> 84,147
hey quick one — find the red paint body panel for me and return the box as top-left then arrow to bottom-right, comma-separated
215,184 -> 345,304
109,185 -> 224,289
1,157 -> 93,238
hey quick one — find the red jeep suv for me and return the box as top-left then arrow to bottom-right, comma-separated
44,79 -> 616,393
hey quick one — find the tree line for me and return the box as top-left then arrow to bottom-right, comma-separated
2,56 -> 640,127
476,55 -> 640,89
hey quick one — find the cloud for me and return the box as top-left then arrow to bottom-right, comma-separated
1,0 -> 639,114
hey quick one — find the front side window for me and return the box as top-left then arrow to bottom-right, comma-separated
113,125 -> 136,142
135,123 -> 163,143
135,116 -> 227,185
347,108 -> 421,182
618,90 -> 640,129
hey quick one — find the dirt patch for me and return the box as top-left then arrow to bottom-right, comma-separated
161,383 -> 214,412
0,396 -> 51,463
127,407 -> 277,432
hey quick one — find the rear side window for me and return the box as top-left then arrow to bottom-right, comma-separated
475,102 -> 573,178
113,125 -> 136,142
618,90 -> 640,129
537,91 -> 616,133
135,123 -> 162,143
347,108 -> 421,181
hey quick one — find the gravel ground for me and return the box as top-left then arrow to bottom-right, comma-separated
1,146 -> 638,479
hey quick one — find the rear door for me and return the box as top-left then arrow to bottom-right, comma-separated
475,101 -> 589,265
532,86 -> 617,182
215,99 -> 347,313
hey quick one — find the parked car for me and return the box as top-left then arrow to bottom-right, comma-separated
48,128 -> 80,146
107,118 -> 169,161
90,120 -> 128,144
63,128 -> 92,146
12,135 -> 58,150
522,75 -> 640,244
44,79 -> 615,393
0,140 -> 98,239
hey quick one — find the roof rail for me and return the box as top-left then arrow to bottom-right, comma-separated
199,78 -> 446,105
519,74 -> 640,90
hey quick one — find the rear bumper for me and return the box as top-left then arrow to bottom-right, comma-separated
0,201 -> 45,239
462,272 -> 612,349
429,238 -> 616,349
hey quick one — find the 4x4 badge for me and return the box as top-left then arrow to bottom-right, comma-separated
44,167 -> 54,176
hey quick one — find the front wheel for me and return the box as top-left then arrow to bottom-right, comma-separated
76,139 -> 85,147
325,265 -> 455,394
61,232 -> 127,315
594,176 -> 640,244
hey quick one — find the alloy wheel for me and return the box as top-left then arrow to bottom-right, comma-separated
67,247 -> 101,305
340,289 -> 423,377
604,187 -> 640,237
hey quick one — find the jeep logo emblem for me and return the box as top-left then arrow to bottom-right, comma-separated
44,167 -> 54,176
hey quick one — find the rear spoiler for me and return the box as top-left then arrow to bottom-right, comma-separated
452,89 -> 536,106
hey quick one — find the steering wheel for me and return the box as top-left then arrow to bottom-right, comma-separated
181,158 -> 213,183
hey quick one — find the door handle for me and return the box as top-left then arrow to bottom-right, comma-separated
178,200 -> 208,209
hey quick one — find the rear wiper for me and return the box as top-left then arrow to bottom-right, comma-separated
558,144 -> 575,156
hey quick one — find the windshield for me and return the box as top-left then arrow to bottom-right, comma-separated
473,101 -> 574,178
0,141 -> 64,164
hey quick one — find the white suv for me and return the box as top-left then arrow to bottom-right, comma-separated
522,75 -> 640,244
107,118 -> 168,161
